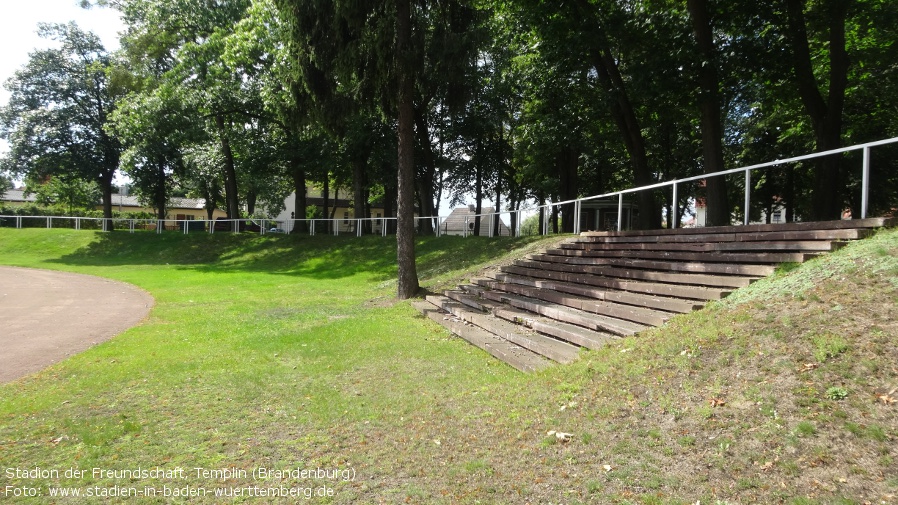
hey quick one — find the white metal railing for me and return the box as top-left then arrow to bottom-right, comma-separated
0,215 -> 451,236
3,137 -> 895,238
481,136 -> 898,235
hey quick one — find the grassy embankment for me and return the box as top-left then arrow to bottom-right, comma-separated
0,227 -> 896,504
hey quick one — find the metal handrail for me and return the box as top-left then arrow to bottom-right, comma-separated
504,136 -> 898,233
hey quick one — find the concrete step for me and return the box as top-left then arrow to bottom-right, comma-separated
416,218 -> 893,371
526,254 -> 776,277
562,241 -> 720,252
501,264 -> 731,301
514,259 -> 757,289
542,248 -> 817,264
452,286 -> 619,349
480,289 -> 649,337
445,289 -> 505,312
471,277 -> 499,289
492,306 -> 618,350
490,278 -> 672,326
413,300 -> 552,373
492,272 -> 702,314
425,296 -> 581,364
565,239 -> 844,253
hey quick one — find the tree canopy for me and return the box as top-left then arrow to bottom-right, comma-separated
2,0 -> 897,297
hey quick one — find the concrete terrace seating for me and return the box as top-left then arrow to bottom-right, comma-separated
413,217 -> 895,372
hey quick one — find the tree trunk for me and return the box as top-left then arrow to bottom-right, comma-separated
395,0 -> 419,298
575,0 -> 659,229
551,200 -> 559,234
785,165 -> 795,222
216,115 -> 240,219
329,187 -> 338,219
322,177 -> 330,232
352,156 -> 367,233
473,152 -> 483,237
414,108 -> 436,235
383,173 -> 396,235
509,182 -> 519,237
537,192 -> 545,235
155,159 -> 166,221
784,0 -> 849,221
291,159 -> 307,234
493,173 -> 502,237
687,0 -> 730,227
246,189 -> 257,216
98,168 -> 115,230
588,46 -> 659,230
558,145 -> 579,233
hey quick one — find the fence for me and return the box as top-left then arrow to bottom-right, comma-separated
462,136 -> 898,235
0,215 -> 452,237
2,137 -> 896,237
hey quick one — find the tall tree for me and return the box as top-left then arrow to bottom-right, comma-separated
395,0 -> 419,296
781,0 -> 850,220
0,23 -> 124,224
686,0 -> 731,226
276,0 -> 481,298
110,82 -> 195,219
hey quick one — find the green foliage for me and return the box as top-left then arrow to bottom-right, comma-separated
0,22 -> 124,218
812,334 -> 849,363
827,387 -> 849,401
24,176 -> 102,213
794,421 -> 817,437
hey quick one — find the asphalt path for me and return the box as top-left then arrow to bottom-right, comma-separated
0,266 -> 154,383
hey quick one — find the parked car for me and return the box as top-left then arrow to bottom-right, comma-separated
213,218 -> 262,233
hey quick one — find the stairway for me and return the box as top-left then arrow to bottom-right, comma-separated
413,217 -> 894,372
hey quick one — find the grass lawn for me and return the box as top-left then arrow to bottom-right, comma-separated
1,227 -> 896,504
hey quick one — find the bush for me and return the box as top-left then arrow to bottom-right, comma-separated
0,205 -> 156,228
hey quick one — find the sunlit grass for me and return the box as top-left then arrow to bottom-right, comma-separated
1,227 -> 896,503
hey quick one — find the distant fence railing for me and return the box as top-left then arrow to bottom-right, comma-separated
3,137 -> 896,238
0,215 -> 453,236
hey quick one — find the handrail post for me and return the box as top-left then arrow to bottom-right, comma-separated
617,193 -> 623,231
357,219 -> 362,237
489,213 -> 494,238
573,200 -> 581,234
861,146 -> 870,219
744,169 -> 751,225
463,216 -> 468,238
672,182 -> 678,229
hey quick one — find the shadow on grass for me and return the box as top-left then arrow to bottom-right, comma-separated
50,230 -> 545,282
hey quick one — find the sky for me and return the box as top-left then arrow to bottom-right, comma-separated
0,0 -> 125,157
